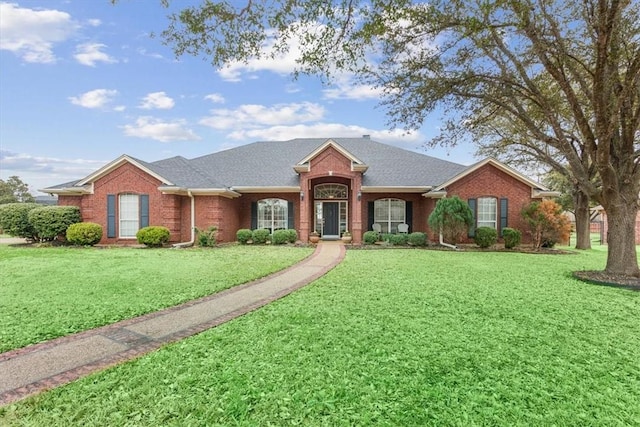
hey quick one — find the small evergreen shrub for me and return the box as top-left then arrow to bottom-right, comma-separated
28,206 -> 81,241
408,232 -> 427,246
381,233 -> 394,243
390,233 -> 409,246
236,228 -> 252,244
474,227 -> 498,248
252,229 -> 271,244
136,226 -> 170,247
66,222 -> 103,246
363,230 -> 379,245
196,226 -> 218,247
0,203 -> 39,239
502,227 -> 521,249
285,229 -> 297,243
272,229 -> 289,245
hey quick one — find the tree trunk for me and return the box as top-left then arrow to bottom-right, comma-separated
573,190 -> 592,250
604,197 -> 640,277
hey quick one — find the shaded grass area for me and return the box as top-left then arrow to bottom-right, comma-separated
3,249 -> 639,425
0,245 -> 313,352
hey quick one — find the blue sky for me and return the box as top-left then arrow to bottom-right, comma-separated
0,1 -> 476,195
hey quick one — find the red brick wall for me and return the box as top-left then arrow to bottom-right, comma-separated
194,195 -> 243,243
57,163 -> 183,245
444,163 -> 538,243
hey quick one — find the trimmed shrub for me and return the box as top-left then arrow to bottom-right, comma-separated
390,233 -> 409,246
474,226 -> 498,248
428,196 -> 474,244
363,230 -> 379,245
196,226 -> 218,247
272,229 -> 289,245
66,222 -> 103,246
285,229 -> 298,243
502,227 -> 522,249
236,228 -> 252,244
252,229 -> 271,244
28,206 -> 81,241
0,203 -> 39,239
381,233 -> 394,243
408,232 -> 427,246
136,226 -> 170,247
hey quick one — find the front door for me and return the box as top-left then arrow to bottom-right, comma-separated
322,202 -> 340,237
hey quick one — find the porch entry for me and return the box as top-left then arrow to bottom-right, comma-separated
313,184 -> 348,239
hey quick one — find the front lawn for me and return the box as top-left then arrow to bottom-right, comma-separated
0,245 -> 313,352
2,249 -> 639,425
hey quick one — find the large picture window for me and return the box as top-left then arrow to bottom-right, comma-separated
257,198 -> 288,233
119,194 -> 139,238
477,197 -> 497,229
374,198 -> 406,233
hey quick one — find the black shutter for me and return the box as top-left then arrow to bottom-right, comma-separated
287,201 -> 294,229
107,194 -> 116,238
500,198 -> 508,235
367,201 -> 375,231
405,201 -> 413,232
250,202 -> 257,230
468,198 -> 477,237
140,194 -> 149,228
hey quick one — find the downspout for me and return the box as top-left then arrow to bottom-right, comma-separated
439,227 -> 458,250
173,190 -> 195,248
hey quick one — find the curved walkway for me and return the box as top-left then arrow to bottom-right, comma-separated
0,242 -> 345,406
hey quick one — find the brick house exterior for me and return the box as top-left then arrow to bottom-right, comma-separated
43,137 -> 557,245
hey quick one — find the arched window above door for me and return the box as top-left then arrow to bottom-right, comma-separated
314,184 -> 348,199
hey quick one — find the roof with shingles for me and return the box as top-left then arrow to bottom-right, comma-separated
44,137 -> 473,191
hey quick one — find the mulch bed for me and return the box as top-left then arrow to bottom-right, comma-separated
573,270 -> 640,291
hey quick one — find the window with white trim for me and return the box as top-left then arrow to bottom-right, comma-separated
119,194 -> 139,238
257,198 -> 288,233
477,197 -> 497,229
374,198 -> 405,233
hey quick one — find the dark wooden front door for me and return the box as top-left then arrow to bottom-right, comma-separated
322,202 -> 339,237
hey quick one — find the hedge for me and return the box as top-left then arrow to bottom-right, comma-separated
28,206 -> 81,241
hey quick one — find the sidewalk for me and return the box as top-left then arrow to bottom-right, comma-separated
0,242 -> 345,406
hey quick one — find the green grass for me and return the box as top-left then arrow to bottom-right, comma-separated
2,249 -> 639,425
0,245 -> 313,352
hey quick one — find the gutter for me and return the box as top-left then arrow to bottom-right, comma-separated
173,190 -> 196,248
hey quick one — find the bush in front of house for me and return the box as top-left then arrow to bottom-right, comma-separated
0,203 -> 40,240
521,199 -> 571,250
390,233 -> 409,246
428,196 -> 474,244
285,229 -> 297,243
272,229 -> 290,245
196,226 -> 218,247
474,226 -> 498,248
252,229 -> 271,244
136,226 -> 170,247
363,230 -> 379,245
408,232 -> 427,246
381,233 -> 394,244
236,228 -> 252,244
28,206 -> 81,242
66,222 -> 103,246
502,227 -> 522,249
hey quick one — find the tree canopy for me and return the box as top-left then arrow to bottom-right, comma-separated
147,0 -> 640,276
0,176 -> 34,204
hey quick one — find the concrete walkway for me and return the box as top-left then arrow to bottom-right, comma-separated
0,242 -> 345,406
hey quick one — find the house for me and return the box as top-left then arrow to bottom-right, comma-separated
41,137 -> 558,245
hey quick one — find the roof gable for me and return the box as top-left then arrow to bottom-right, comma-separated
294,139 -> 368,173
78,155 -> 173,186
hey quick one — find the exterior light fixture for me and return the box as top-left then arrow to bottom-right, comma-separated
357,191 -> 362,201
300,191 -> 304,201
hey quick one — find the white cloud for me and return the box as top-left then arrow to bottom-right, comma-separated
322,76 -> 383,100
69,89 -> 118,109
200,102 -> 325,130
226,123 -> 423,147
139,92 -> 175,110
122,116 -> 200,142
0,3 -> 80,63
74,42 -> 117,67
0,149 -> 106,192
87,19 -> 101,27
204,93 -> 225,104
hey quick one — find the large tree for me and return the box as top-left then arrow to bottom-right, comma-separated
150,0 -> 640,276
0,176 -> 34,204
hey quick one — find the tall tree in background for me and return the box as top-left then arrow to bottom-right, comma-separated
151,0 -> 640,276
0,176 -> 34,204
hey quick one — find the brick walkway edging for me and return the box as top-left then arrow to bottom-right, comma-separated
0,243 -> 345,406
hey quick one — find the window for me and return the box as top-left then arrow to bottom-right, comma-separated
477,197 -> 497,229
257,198 -> 288,233
374,198 -> 405,233
314,184 -> 348,199
119,194 -> 139,238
